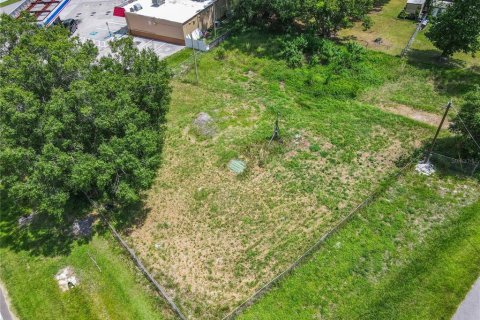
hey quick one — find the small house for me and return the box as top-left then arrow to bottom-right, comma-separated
405,0 -> 427,18
431,0 -> 454,17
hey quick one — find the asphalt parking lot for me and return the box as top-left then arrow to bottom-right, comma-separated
60,0 -> 184,58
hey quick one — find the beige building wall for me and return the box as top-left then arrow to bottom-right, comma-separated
126,0 -> 230,45
183,0 -> 228,37
125,12 -> 185,44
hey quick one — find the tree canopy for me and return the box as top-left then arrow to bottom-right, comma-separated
426,0 -> 480,57
0,14 -> 172,219
235,0 -> 374,37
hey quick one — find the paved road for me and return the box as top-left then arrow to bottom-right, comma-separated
0,285 -> 14,320
0,1 -> 21,14
60,0 -> 184,58
452,277 -> 480,320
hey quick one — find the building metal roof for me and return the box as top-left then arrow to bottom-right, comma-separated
407,0 -> 426,4
124,0 -> 215,24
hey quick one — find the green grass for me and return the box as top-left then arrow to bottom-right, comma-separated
360,62 -> 480,114
0,170 -> 173,320
1,25 -> 478,320
241,170 -> 480,319
0,223 -> 173,319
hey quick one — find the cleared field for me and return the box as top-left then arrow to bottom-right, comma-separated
241,169 -> 480,319
120,33 -> 440,318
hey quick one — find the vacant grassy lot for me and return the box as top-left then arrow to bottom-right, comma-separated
0,210 -> 173,320
340,0 -> 480,66
241,169 -> 480,319
2,28 -> 477,320
114,33 -> 461,318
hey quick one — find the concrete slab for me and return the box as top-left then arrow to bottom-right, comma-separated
452,277 -> 480,320
60,0 -> 184,58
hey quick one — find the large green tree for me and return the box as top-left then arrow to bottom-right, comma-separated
304,0 -> 374,37
0,14 -> 171,219
234,0 -> 374,37
426,0 -> 480,57
235,0 -> 304,30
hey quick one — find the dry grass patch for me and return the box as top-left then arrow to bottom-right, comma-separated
121,39 -> 435,318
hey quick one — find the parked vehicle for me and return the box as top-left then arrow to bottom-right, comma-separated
52,18 -> 79,35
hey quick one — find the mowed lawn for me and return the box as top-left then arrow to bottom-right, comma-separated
241,170 -> 480,320
0,229 -> 173,319
120,33 -> 444,319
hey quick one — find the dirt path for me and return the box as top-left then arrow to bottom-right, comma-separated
379,104 -> 450,128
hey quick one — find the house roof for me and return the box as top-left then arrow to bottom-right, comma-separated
407,0 -> 426,5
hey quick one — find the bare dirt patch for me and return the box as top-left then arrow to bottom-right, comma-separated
379,103 -> 449,128
126,123 -> 423,318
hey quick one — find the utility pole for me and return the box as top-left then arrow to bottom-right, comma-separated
106,22 -> 112,38
425,101 -> 452,163
192,37 -> 199,84
213,2 -> 217,39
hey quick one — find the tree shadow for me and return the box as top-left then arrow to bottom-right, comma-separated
108,197 -> 152,236
0,194 -> 93,257
0,190 -> 152,256
428,136 -> 480,178
406,49 -> 480,99
406,49 -> 467,68
222,29 -> 284,61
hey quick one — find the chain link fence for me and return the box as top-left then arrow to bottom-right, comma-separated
430,152 -> 480,176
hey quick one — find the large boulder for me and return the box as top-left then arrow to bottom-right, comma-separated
71,215 -> 95,238
193,112 -> 216,138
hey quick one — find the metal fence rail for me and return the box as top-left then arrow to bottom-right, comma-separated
106,221 -> 188,320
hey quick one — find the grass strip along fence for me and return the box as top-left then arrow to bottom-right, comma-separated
106,222 -> 188,320
222,155 -> 420,320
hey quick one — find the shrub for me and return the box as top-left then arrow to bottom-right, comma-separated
317,39 -> 343,64
309,54 -> 321,66
279,36 -> 308,68
215,47 -> 227,60
362,16 -> 373,31
398,10 -> 408,19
